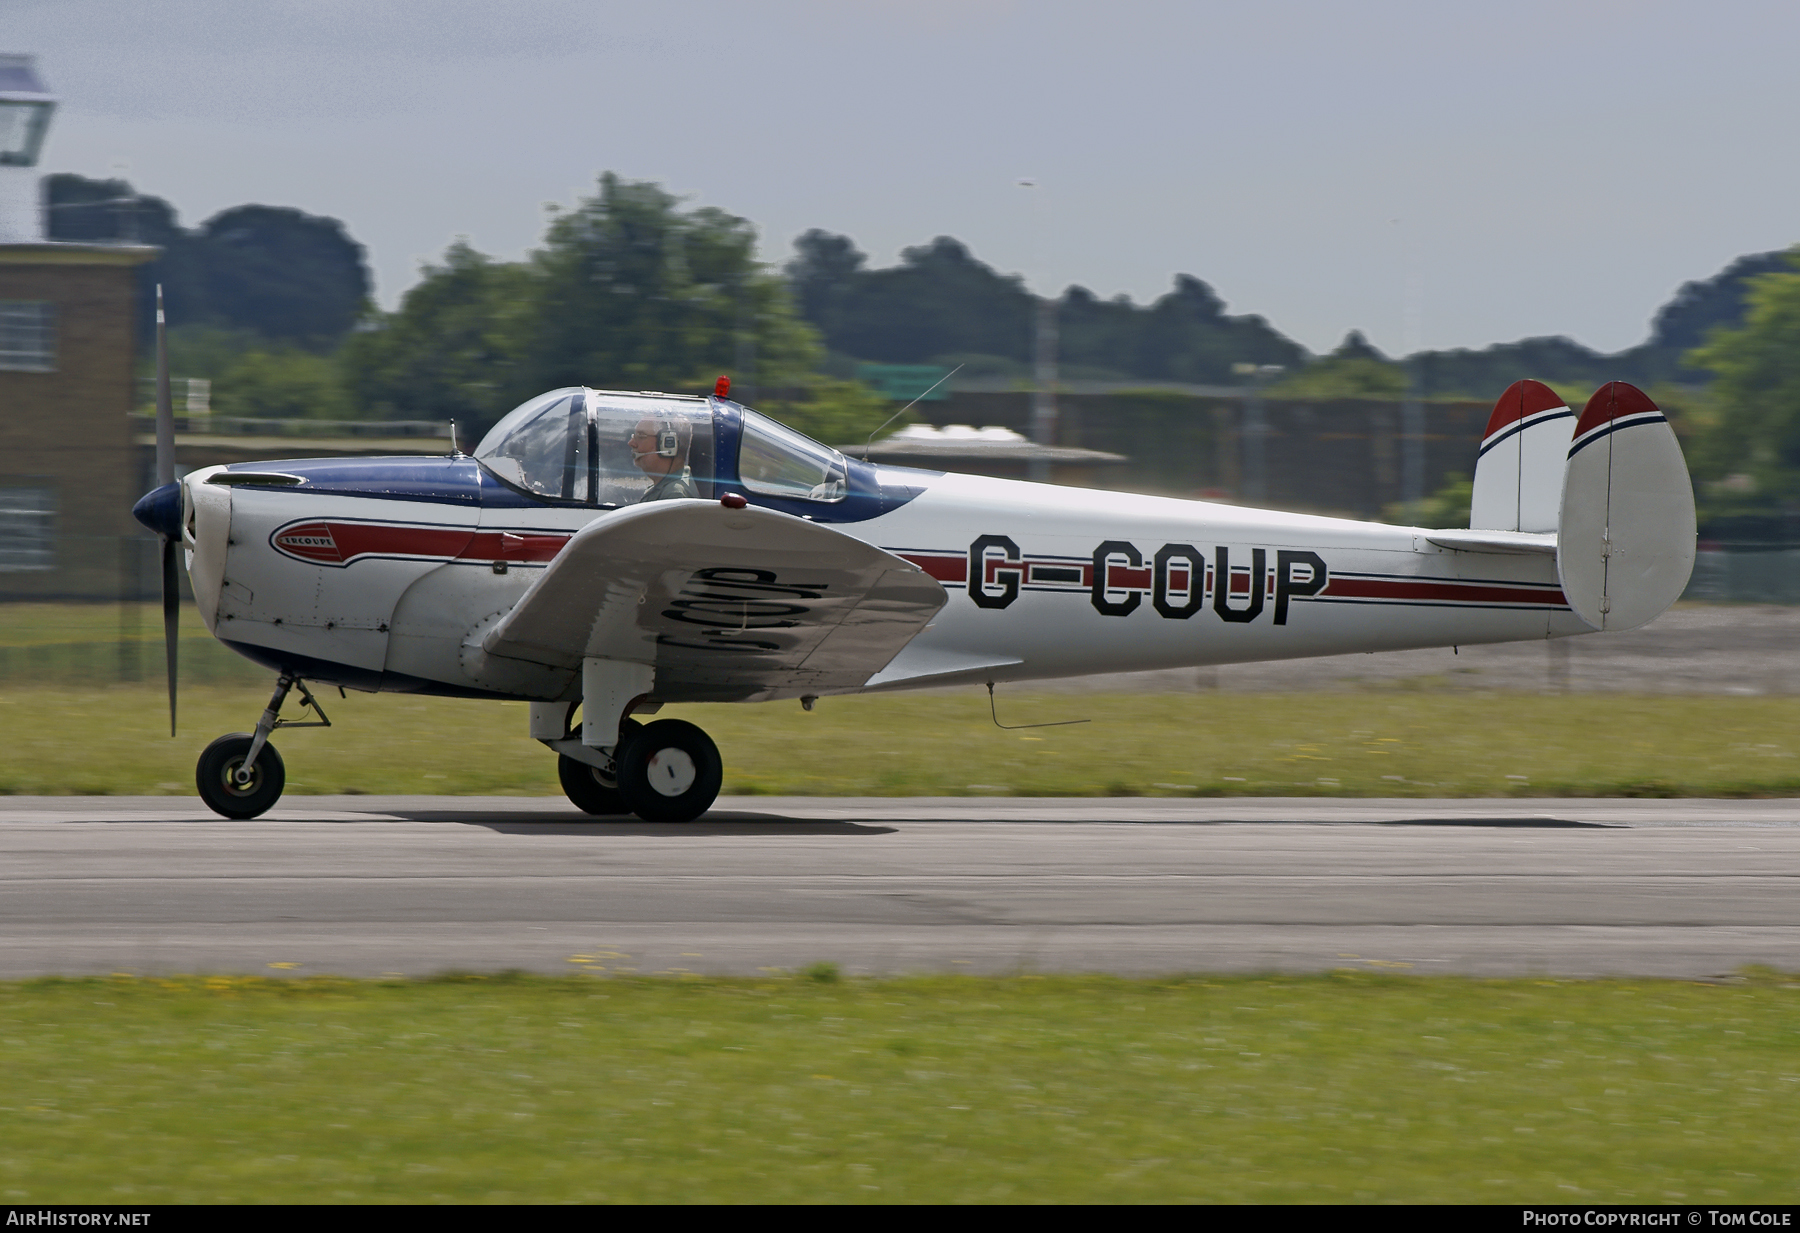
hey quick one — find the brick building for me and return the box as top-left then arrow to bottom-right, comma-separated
1,54 -> 163,599
0,243 -> 158,598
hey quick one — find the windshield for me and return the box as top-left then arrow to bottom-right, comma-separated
738,409 -> 847,501
475,389 -> 714,505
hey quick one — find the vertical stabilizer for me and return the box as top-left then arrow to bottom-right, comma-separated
1556,382 -> 1696,631
1470,379 -> 1574,532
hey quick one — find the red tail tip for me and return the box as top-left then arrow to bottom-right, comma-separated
714,375 -> 731,398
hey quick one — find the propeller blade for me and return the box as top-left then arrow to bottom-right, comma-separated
154,281 -> 178,736
154,283 -> 174,488
162,535 -> 179,737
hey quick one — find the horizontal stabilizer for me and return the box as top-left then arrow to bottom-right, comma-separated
1424,529 -> 1557,555
1557,383 -> 1696,631
1470,379 -> 1574,533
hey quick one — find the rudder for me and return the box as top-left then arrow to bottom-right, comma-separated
1556,382 -> 1696,631
1470,379 -> 1575,533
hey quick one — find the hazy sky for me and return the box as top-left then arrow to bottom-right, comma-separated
9,0 -> 1799,356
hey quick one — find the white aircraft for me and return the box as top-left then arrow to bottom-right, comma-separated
133,354 -> 1695,821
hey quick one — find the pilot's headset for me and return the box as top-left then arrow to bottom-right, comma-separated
632,415 -> 687,462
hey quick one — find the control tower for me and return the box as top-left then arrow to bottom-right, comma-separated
0,54 -> 56,243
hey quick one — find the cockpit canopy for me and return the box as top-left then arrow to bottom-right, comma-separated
473,387 -> 848,506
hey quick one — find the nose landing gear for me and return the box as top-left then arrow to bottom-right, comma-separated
194,674 -> 330,820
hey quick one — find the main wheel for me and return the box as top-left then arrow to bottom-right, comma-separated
195,733 -> 286,820
557,755 -> 628,816
554,718 -> 641,818
615,719 -> 722,823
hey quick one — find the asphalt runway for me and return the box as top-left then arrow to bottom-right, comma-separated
5,795 -> 1799,981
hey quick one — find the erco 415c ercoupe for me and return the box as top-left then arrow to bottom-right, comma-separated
134,353 -> 1694,822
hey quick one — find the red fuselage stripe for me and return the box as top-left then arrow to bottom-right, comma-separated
274,522 -> 572,566
1322,577 -> 1566,605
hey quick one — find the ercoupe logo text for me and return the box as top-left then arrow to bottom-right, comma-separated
956,536 -> 1328,625
272,523 -> 343,565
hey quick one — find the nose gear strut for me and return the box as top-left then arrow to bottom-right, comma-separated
235,674 -> 332,786
195,674 -> 334,818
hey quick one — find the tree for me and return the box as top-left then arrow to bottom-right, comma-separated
824,235 -> 1036,366
209,348 -> 350,420
1686,249 -> 1800,509
343,176 -> 835,433
1407,335 -> 1620,400
1125,274 -> 1306,383
339,240 -> 536,424
757,376 -> 900,449
786,229 -> 866,340
525,174 -> 819,394
1384,472 -> 1472,528
785,231 -> 1309,384
1270,331 -> 1406,399
1635,249 -> 1797,382
45,174 -> 373,353
197,205 -> 371,346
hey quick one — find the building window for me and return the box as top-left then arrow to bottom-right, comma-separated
0,301 -> 56,372
0,486 -> 55,571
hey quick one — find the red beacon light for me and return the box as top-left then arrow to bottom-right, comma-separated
714,375 -> 731,398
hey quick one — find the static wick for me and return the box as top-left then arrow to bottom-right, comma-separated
985,680 -> 1089,731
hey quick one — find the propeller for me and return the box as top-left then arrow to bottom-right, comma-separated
129,284 -> 186,736
154,285 -> 177,736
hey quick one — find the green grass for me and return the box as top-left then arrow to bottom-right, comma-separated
3,681 -> 1800,798
4,600 -> 1799,798
2,971 -> 1795,1203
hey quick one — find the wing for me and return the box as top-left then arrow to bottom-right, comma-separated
480,500 -> 948,702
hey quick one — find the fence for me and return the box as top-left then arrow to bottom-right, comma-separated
1685,547 -> 1800,604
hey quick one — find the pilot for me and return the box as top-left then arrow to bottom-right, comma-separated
629,416 -> 698,501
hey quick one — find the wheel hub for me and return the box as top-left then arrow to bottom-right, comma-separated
644,747 -> 697,796
223,760 -> 260,795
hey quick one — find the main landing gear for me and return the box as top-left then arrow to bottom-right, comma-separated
195,674 -> 330,820
550,715 -> 723,824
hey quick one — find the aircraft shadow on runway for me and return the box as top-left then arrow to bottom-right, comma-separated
1374,817 -> 1609,829
395,810 -> 898,836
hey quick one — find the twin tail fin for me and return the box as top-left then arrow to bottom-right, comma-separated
1555,381 -> 1696,632
1463,379 -> 1695,632
1470,379 -> 1574,533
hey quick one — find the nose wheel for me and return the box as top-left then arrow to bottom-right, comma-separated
196,733 -> 287,820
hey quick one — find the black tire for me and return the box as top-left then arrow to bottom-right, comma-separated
615,719 -> 722,823
557,755 -> 628,816
195,733 -> 286,820
554,718 -> 641,818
